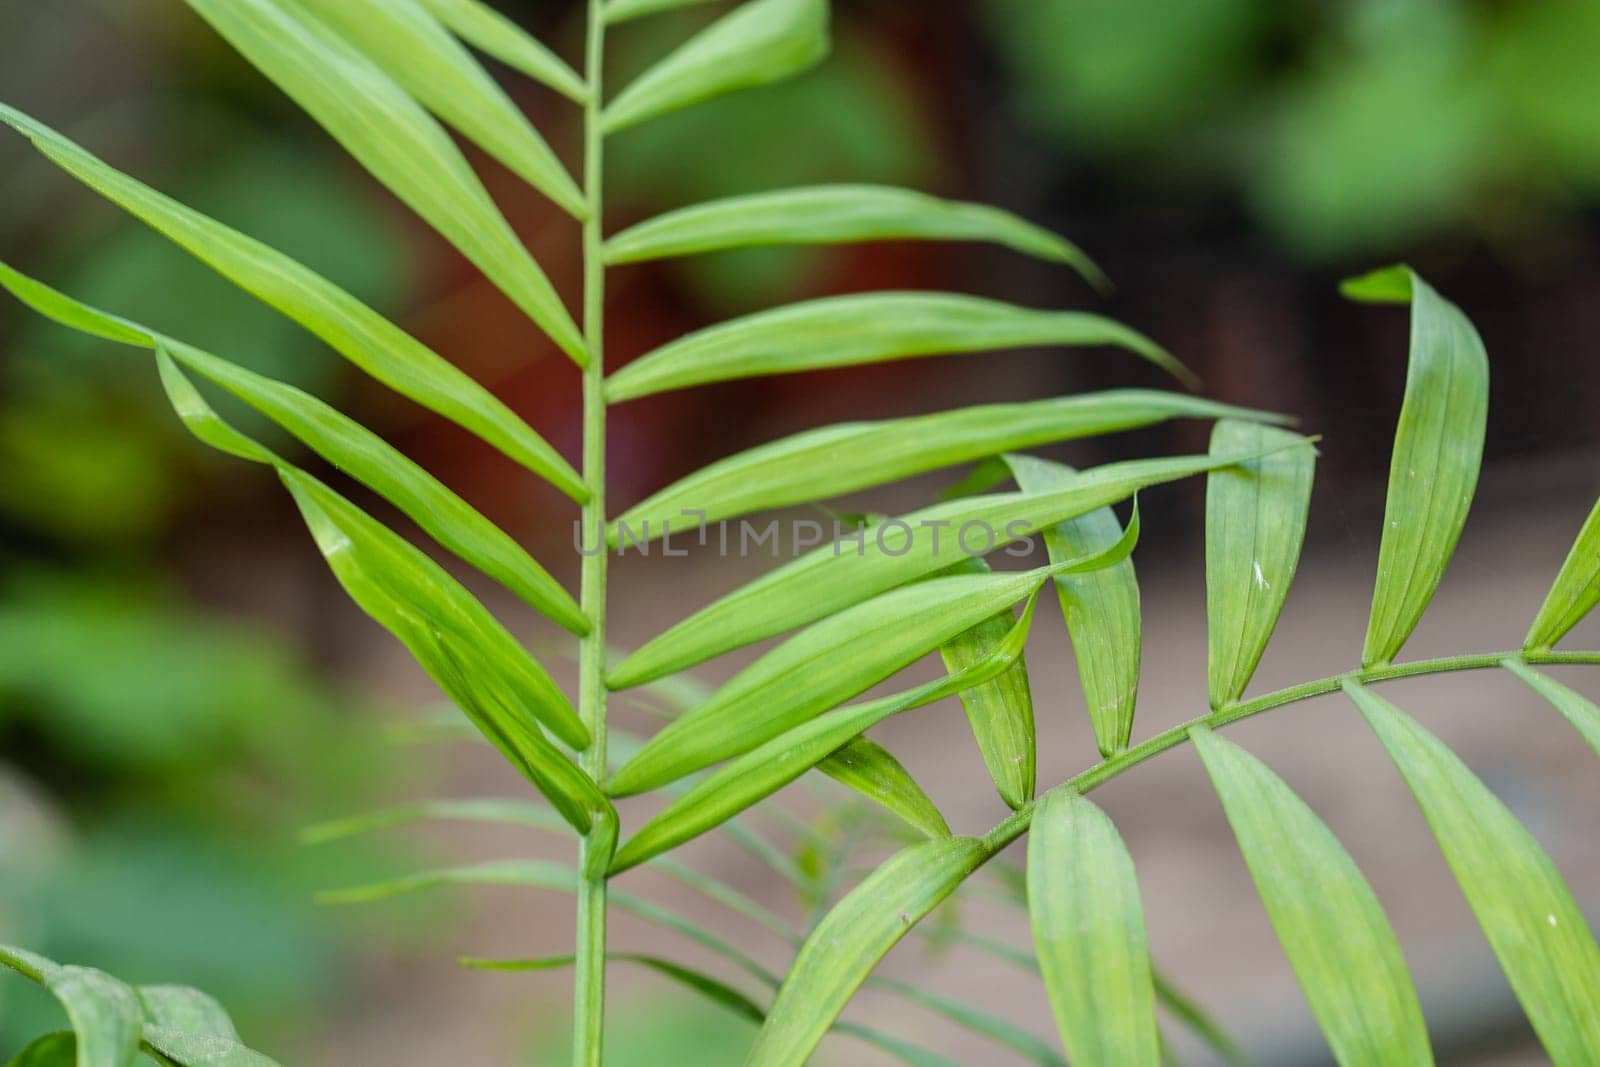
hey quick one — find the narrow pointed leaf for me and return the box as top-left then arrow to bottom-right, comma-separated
136,986 -> 239,1039
612,391 -> 1282,541
1151,972 -> 1247,1067
141,1030 -> 280,1067
294,0 -> 584,214
0,107 -> 584,494
1027,790 -> 1159,1067
1525,498 -> 1600,651
604,0 -> 721,24
602,0 -> 829,134
604,292 -> 1191,403
418,0 -> 587,101
1205,420 -> 1316,708
1346,680 -> 1600,1062
180,0 -> 587,362
610,448 -> 1256,688
281,472 -> 604,831
817,738 -> 950,838
869,977 -> 1068,1067
464,954 -> 765,1024
748,837 -> 990,1066
940,556 -> 1035,809
604,184 -> 1105,287
1343,267 -> 1488,667
7,1034 -> 76,1067
608,569 -> 1053,794
1502,661 -> 1600,760
611,601 -> 1035,872
1008,455 -> 1142,756
0,262 -> 585,632
0,947 -> 141,1067
303,798 -> 569,844
1191,726 -> 1432,1066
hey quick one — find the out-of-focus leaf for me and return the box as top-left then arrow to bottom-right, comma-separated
0,261 -> 585,632
605,0 -> 721,24
1008,455 -> 1141,756
604,183 -> 1105,286
293,0 -> 584,215
302,798 -> 569,844
141,1029 -> 280,1067
0,947 -> 141,1067
418,0 -> 587,101
1205,420 -> 1315,708
609,601 -> 1035,873
1192,726 -> 1433,1065
607,568 -> 1054,795
747,837 -> 990,1066
610,448 -> 1258,687
604,292 -> 1190,402
939,556 -> 1035,809
869,977 -> 1068,1067
1343,266 -> 1488,668
817,738 -> 949,839
6,1033 -> 76,1067
1502,661 -> 1600,760
1027,790 -> 1159,1067
464,954 -> 764,1024
1524,498 -> 1600,651
136,986 -> 238,1040
1346,681 -> 1600,1061
0,107 -> 585,495
180,0 -> 587,362
1151,972 -> 1246,1067
611,391 -> 1281,541
603,0 -> 829,134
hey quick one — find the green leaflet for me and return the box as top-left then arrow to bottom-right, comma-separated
0,947 -> 141,1067
7,1033 -> 76,1066
609,599 -> 1035,873
604,0 -> 722,24
868,977 -> 1068,1067
293,0 -> 585,215
464,954 -> 766,1024
282,471 -> 607,832
1191,727 -> 1432,1066
417,0 -> 587,102
1008,455 -> 1142,756
604,292 -> 1192,402
747,837 -> 991,1067
0,106 -> 584,497
607,568 -> 1054,795
603,183 -> 1106,288
1026,791 -> 1159,1067
1502,661 -> 1600,760
939,556 -> 1036,810
180,0 -> 587,363
0,262 -> 584,633
817,738 -> 950,838
140,1029 -> 279,1066
1525,497 -> 1600,651
302,798 -> 570,843
1343,267 -> 1489,668
1205,420 -> 1316,708
602,0 -> 829,134
609,390 -> 1282,542
136,986 -> 239,1040
1346,681 -> 1600,1062
609,448 -> 1248,688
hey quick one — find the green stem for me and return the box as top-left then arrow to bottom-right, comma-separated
574,2 -> 609,1064
982,647 -> 1600,853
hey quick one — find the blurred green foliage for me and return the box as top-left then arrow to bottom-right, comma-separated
987,0 -> 1600,258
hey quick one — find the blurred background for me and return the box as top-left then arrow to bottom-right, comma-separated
1,0 -> 1597,1062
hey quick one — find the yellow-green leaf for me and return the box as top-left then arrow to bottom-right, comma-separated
181,0 -> 587,362
1346,680 -> 1600,1063
1343,266 -> 1488,667
1205,420 -> 1316,708
294,0 -> 585,215
1525,498 -> 1600,651
602,0 -> 829,134
1192,726 -> 1433,1066
1008,455 -> 1141,756
604,0 -> 721,24
0,106 -> 584,495
817,738 -> 950,839
1502,661 -> 1600,760
747,837 -> 991,1067
1027,790 -> 1159,1067
604,183 -> 1105,287
604,292 -> 1190,403
418,0 -> 587,102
